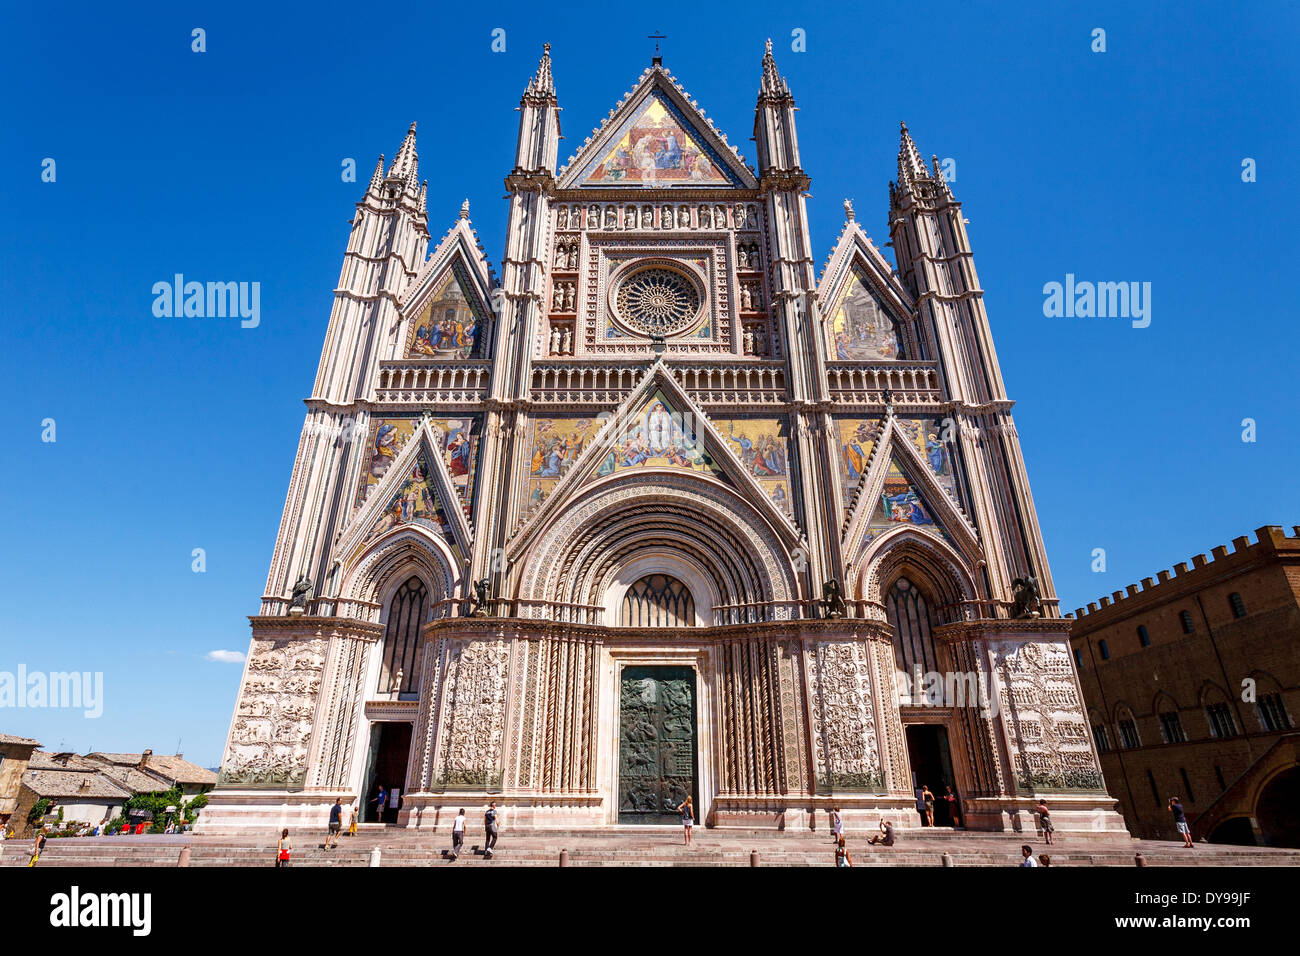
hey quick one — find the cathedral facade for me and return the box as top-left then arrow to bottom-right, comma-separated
202,43 -> 1125,834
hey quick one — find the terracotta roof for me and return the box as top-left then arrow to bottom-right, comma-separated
22,770 -> 131,801
86,752 -> 217,787
29,751 -> 99,772
95,765 -> 174,793
0,733 -> 41,747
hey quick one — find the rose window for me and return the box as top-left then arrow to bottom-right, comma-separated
614,266 -> 702,336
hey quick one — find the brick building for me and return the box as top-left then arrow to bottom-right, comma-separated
1069,526 -> 1300,846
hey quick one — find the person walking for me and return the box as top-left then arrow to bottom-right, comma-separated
348,803 -> 359,837
829,807 -> 844,844
867,819 -> 896,847
325,798 -> 343,849
1036,798 -> 1054,845
1169,796 -> 1194,848
921,785 -> 936,827
27,832 -> 47,867
676,796 -> 694,846
483,802 -> 500,856
450,808 -> 466,860
834,834 -> 853,867
276,828 -> 292,868
1018,844 -> 1037,867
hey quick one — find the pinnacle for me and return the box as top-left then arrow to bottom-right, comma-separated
897,120 -> 928,184
759,37 -> 790,99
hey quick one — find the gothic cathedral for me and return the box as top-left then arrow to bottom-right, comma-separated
203,43 -> 1125,834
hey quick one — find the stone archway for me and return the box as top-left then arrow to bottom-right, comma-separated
515,472 -> 800,624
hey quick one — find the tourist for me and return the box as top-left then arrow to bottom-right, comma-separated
834,834 -> 853,867
829,806 -> 844,844
1036,798 -> 1054,845
868,819 -> 896,847
1134,852 -> 1146,867
922,785 -> 936,827
1039,854 -> 1053,867
326,798 -> 343,849
348,803 -> 359,837
484,801 -> 499,855
374,785 -> 387,824
451,808 -> 466,859
1019,844 -> 1037,867
1169,796 -> 1193,848
943,785 -> 962,828
276,828 -> 292,867
677,796 -> 695,846
28,831 -> 47,867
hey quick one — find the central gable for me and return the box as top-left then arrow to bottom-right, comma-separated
559,68 -> 757,190
577,91 -> 738,187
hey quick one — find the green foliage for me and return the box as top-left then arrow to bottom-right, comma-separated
125,785 -> 184,833
27,797 -> 52,825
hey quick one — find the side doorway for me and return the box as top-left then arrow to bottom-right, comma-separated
361,721 -> 412,823
905,724 -> 959,827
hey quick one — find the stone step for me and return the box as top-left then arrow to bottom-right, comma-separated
6,832 -> 1296,868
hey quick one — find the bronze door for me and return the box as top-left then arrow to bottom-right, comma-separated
618,666 -> 698,824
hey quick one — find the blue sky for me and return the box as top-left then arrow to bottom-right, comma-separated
2,2 -> 1296,767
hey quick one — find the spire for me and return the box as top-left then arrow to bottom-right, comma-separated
759,37 -> 790,99
459,198 -> 470,220
388,122 -> 418,183
368,155 -> 385,191
524,43 -> 555,99
897,121 -> 927,185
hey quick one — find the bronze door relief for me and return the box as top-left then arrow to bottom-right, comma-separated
618,666 -> 699,824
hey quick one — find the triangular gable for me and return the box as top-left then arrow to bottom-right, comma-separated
336,422 -> 474,566
397,213 -> 496,361
842,417 -> 978,562
558,70 -> 756,190
507,360 -> 800,563
817,221 -> 915,361
355,415 -> 481,518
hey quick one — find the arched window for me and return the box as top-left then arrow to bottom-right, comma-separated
620,574 -> 695,628
885,577 -> 938,701
380,576 -> 427,696
1228,592 -> 1247,618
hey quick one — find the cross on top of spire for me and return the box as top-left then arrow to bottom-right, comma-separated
648,31 -> 666,66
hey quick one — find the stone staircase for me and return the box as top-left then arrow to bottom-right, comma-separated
5,828 -> 1298,868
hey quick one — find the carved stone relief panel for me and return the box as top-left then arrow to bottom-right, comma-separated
807,640 -> 883,791
990,638 -> 1104,792
220,635 -> 328,788
431,638 -> 511,789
